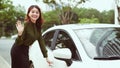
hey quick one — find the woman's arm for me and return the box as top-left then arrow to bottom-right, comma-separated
15,20 -> 26,45
38,31 -> 48,58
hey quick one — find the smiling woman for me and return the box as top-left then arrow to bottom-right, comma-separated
10,5 -> 52,68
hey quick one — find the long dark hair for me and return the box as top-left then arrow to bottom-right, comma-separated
25,5 -> 44,30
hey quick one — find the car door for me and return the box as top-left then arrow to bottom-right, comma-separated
44,30 -> 83,67
43,29 -> 100,68
49,30 -> 98,68
51,30 -> 80,60
43,30 -> 68,68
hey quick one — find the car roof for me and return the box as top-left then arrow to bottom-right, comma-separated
49,24 -> 120,30
43,24 -> 120,34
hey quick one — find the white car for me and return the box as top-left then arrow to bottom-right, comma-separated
11,34 -> 17,39
30,24 -> 120,68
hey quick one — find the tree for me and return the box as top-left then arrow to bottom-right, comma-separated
79,18 -> 99,24
42,0 -> 87,24
0,0 -> 14,36
108,10 -> 114,24
115,0 -> 120,24
0,0 -> 26,37
42,10 -> 60,31
76,8 -> 100,19
0,0 -> 12,10
100,10 -> 114,24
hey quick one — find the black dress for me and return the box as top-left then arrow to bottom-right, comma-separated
11,43 -> 30,68
10,22 -> 48,68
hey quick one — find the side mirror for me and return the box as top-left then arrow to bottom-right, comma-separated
53,48 -> 72,59
53,48 -> 72,66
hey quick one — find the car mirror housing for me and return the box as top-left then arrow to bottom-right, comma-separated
53,48 -> 72,59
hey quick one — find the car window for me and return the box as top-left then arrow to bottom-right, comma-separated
55,30 -> 80,61
100,28 -> 120,57
74,27 -> 120,59
90,28 -> 120,58
90,28 -> 113,46
43,30 -> 55,49
75,29 -> 98,58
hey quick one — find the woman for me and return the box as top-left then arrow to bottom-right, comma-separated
11,5 -> 51,68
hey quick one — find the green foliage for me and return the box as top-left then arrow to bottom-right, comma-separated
79,18 -> 99,24
42,0 -> 87,24
41,7 -> 114,31
73,8 -> 101,19
100,10 -> 114,24
0,0 -> 12,9
0,0 -> 25,37
73,7 -> 114,24
42,10 -> 60,31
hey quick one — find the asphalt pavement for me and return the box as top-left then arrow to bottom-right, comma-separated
0,39 -> 14,68
0,56 -> 11,68
0,39 -> 52,68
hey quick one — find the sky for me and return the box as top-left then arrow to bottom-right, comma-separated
80,0 -> 114,12
12,0 -> 115,12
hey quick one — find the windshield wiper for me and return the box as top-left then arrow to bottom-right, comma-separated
94,56 -> 120,60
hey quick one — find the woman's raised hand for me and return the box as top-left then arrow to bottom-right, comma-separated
16,20 -> 24,36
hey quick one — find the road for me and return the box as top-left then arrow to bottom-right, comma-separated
0,39 -> 15,65
0,39 -> 51,68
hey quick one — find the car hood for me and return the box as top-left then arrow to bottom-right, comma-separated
98,60 -> 120,68
69,60 -> 120,68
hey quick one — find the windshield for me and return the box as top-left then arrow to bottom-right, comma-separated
75,27 -> 120,60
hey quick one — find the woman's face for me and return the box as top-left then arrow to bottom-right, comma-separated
28,7 -> 40,23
